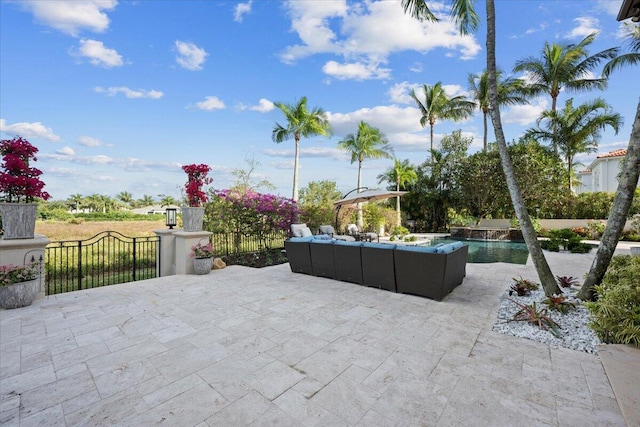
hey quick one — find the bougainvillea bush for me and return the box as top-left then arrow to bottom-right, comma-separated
182,164 -> 212,207
0,137 -> 50,203
207,189 -> 299,250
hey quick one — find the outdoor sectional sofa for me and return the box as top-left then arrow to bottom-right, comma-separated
284,236 -> 468,301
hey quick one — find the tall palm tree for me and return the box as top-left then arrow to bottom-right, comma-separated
410,82 -> 475,152
377,159 -> 418,227
513,33 -> 618,153
338,121 -> 394,228
402,0 -> 561,296
116,191 -> 134,207
602,22 -> 640,78
525,98 -> 622,192
138,194 -> 155,207
580,22 -> 640,301
467,69 -> 529,150
272,96 -> 332,202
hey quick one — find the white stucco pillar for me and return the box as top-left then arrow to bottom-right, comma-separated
0,234 -> 50,300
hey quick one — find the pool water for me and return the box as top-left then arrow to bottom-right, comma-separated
432,238 -> 529,264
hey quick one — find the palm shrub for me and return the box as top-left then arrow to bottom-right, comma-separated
586,255 -> 640,348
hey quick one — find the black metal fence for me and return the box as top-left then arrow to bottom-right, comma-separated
210,230 -> 288,257
45,231 -> 159,295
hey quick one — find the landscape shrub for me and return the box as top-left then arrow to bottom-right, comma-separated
587,255 -> 640,348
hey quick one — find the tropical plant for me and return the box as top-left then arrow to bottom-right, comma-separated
338,121 -> 393,228
116,191 -> 134,207
190,241 -> 215,259
298,180 -> 342,231
602,22 -> 640,78
509,299 -> 561,337
542,294 -> 577,314
410,82 -> 475,152
182,164 -> 213,207
272,96 -> 332,201
586,255 -> 640,347
230,155 -> 275,193
158,194 -> 177,207
0,137 -> 50,203
556,275 -> 579,288
525,98 -> 622,192
467,69 -> 529,150
509,276 -> 540,296
377,158 -> 417,227
137,194 -> 155,208
513,32 -> 617,153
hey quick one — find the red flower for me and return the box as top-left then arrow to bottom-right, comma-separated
182,163 -> 213,206
0,137 -> 50,203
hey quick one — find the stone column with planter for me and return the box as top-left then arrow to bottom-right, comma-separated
173,230 -> 213,275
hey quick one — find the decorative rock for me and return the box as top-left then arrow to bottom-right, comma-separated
213,257 -> 226,270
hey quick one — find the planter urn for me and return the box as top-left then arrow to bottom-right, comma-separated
193,257 -> 213,275
0,279 -> 38,309
181,207 -> 205,232
0,203 -> 38,240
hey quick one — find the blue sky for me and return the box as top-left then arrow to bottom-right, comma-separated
1,0 -> 637,202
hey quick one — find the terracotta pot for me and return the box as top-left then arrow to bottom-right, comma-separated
181,207 -> 205,232
193,257 -> 213,275
0,203 -> 37,239
0,279 -> 38,309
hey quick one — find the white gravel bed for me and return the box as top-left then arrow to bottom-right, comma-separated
493,286 -> 602,353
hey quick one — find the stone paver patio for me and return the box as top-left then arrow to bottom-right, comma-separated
0,249 -> 633,426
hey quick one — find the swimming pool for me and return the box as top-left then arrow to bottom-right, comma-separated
432,238 -> 529,264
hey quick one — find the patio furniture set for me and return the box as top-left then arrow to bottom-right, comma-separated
284,231 -> 468,301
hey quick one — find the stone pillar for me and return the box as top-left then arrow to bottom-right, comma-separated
173,231 -> 213,275
154,229 -> 176,277
0,234 -> 50,300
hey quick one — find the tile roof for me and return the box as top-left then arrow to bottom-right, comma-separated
597,149 -> 627,159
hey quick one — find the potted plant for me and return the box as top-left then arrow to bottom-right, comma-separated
190,240 -> 214,275
0,262 -> 41,308
181,164 -> 212,232
0,137 -> 50,239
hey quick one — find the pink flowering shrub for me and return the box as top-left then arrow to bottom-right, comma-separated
211,189 -> 299,249
0,137 -> 50,203
0,263 -> 40,286
182,164 -> 213,207
190,241 -> 214,258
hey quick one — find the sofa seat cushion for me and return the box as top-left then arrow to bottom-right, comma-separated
395,245 -> 439,253
334,240 -> 363,247
362,242 -> 396,250
289,236 -> 314,243
436,241 -> 465,254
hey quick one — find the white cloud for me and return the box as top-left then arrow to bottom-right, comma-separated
502,98 -> 548,125
322,59 -> 391,80
249,98 -> 274,112
56,146 -> 75,156
94,86 -> 163,99
387,81 -> 421,104
525,23 -> 548,35
280,0 -> 481,80
78,136 -> 109,147
594,0 -> 622,16
196,96 -> 226,111
327,104 -> 422,136
0,119 -> 61,141
565,17 -> 600,39
175,41 -> 208,71
19,0 -> 117,36
234,1 -> 252,23
264,146 -> 346,161
408,62 -> 423,73
76,39 -> 123,67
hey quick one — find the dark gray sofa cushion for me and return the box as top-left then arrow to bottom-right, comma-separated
361,242 -> 397,292
309,240 -> 335,279
333,240 -> 364,285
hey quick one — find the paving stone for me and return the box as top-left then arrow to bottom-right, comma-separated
311,375 -> 380,425
273,388 -> 329,426
244,360 -> 305,400
204,390 -> 271,425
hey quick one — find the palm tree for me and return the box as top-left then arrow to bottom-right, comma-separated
602,22 -> 640,78
410,82 -> 475,152
116,191 -> 134,207
338,121 -> 394,228
513,33 -> 618,153
580,22 -> 640,301
525,98 -> 622,192
402,0 -> 561,296
467,69 -> 529,150
272,96 -> 332,201
138,194 -> 155,207
158,194 -> 177,207
67,193 -> 84,213
378,159 -> 418,227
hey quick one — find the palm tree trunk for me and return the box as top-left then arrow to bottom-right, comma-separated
567,155 -> 573,193
430,123 -> 434,152
292,136 -> 300,201
486,0 -> 560,296
551,95 -> 558,154
483,111 -> 488,151
578,98 -> 640,301
396,181 -> 401,227
357,160 -> 364,229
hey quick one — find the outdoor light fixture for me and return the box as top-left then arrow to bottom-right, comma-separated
165,208 -> 177,229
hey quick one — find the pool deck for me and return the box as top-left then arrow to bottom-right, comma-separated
1,243 -> 638,426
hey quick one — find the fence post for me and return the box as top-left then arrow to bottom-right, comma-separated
132,237 -> 137,281
77,240 -> 82,290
